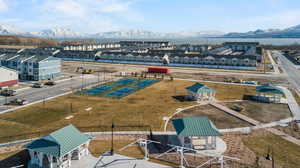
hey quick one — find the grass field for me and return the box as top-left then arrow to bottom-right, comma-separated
243,134 -> 300,168
224,101 -> 291,123
89,140 -> 144,158
0,79 -> 256,143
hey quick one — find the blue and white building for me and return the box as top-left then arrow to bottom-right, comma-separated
0,51 -> 61,81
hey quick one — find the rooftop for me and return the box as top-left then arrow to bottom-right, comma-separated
186,83 -> 214,93
26,125 -> 91,157
172,117 -> 223,137
256,83 -> 284,95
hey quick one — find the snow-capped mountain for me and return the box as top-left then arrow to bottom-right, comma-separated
32,28 -> 84,38
95,30 -> 224,39
223,24 -> 300,38
95,29 -> 162,38
0,25 -> 28,35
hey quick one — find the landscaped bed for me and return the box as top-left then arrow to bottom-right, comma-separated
243,131 -> 300,168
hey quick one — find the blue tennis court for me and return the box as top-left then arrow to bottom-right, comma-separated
106,87 -> 135,98
82,78 -> 159,98
115,78 -> 137,85
86,85 -> 114,95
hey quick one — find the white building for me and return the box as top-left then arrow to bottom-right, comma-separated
186,83 -> 216,102
25,125 -> 91,168
172,117 -> 223,150
0,66 -> 18,89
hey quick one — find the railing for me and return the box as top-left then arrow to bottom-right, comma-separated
0,125 -> 153,145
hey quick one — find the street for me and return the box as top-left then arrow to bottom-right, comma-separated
0,74 -> 112,113
274,51 -> 300,93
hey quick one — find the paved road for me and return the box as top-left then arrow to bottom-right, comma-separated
0,74 -> 109,112
64,61 -> 283,78
274,51 -> 300,92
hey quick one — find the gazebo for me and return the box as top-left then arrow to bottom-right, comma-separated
256,83 -> 284,103
186,83 -> 216,102
172,117 -> 223,150
25,125 -> 92,168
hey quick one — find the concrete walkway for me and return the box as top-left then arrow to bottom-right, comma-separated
278,86 -> 300,127
210,102 -> 300,146
267,50 -> 280,74
94,154 -> 171,168
72,154 -> 98,168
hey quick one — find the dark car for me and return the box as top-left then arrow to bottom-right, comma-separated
7,98 -> 28,105
0,89 -> 16,96
44,81 -> 56,86
32,82 -> 43,88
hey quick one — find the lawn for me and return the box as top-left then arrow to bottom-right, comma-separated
0,79 -> 256,143
224,101 -> 291,123
243,134 -> 300,168
89,140 -> 144,158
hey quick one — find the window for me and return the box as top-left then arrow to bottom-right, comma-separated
53,157 -> 57,163
184,137 -> 191,144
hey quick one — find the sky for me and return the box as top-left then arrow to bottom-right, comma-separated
0,0 -> 300,33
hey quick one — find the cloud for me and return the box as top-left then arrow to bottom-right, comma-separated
100,1 -> 131,13
0,0 -> 8,12
34,0 -> 143,33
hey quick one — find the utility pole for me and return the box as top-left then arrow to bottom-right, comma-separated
110,120 -> 115,155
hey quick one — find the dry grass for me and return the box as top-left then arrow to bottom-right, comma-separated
0,80 -> 256,143
224,101 -> 291,123
202,82 -> 256,101
89,140 -> 144,158
0,45 -> 37,49
243,134 -> 300,168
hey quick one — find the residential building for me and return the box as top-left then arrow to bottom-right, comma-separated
26,125 -> 91,168
119,41 -> 170,48
186,83 -> 216,101
172,117 -> 223,150
0,52 -> 61,81
0,67 -> 18,89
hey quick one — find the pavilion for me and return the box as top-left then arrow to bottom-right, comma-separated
172,117 -> 223,150
25,125 -> 92,168
186,83 -> 216,102
256,83 -> 284,103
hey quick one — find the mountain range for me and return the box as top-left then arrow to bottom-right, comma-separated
223,25 -> 300,38
1,24 -> 300,39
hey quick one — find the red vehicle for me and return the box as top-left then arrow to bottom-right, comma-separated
147,67 -> 169,74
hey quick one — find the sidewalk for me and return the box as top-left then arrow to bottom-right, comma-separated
267,50 -> 280,74
278,86 -> 300,127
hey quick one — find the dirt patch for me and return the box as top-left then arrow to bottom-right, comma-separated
223,101 -> 291,123
167,104 -> 252,130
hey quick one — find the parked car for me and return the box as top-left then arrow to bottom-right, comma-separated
44,81 -> 56,86
0,89 -> 16,96
7,98 -> 28,105
32,82 -> 43,88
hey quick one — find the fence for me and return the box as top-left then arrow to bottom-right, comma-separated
0,125 -> 152,145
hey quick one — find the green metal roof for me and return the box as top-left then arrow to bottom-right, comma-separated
256,83 -> 284,95
26,125 -> 91,157
172,117 -> 223,137
186,83 -> 214,93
